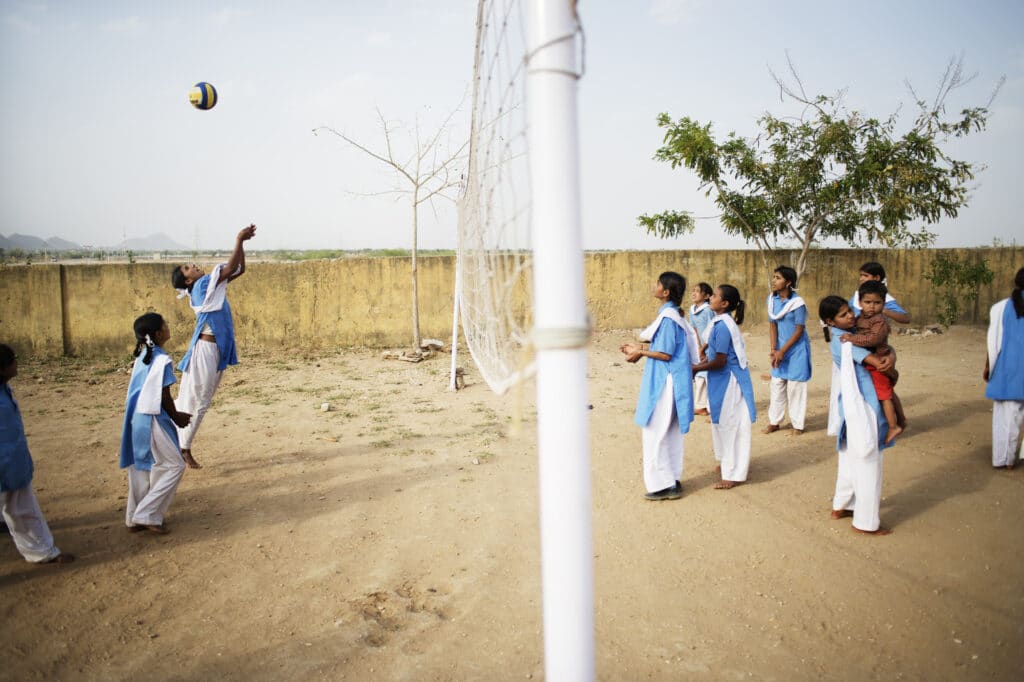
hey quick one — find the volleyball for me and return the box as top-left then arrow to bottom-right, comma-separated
188,82 -> 218,110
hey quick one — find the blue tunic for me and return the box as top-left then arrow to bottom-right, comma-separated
633,303 -> 695,434
119,349 -> 179,471
0,384 -> 33,491
689,304 -> 714,341
829,329 -> 893,451
178,273 -> 239,373
706,321 -> 756,425
768,294 -> 812,382
985,300 -> 1024,401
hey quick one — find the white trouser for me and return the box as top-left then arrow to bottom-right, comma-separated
693,375 -> 708,410
712,375 -> 751,482
2,486 -> 60,563
832,444 -> 884,532
126,418 -> 186,527
767,377 -> 807,430
176,340 -> 223,450
641,375 -> 684,493
991,400 -> 1024,468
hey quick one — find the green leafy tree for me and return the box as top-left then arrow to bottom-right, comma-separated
639,55 -> 1003,277
923,252 -> 995,326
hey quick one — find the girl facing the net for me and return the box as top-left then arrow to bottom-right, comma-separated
119,313 -> 192,534
984,267 -> 1024,469
171,224 -> 256,469
620,272 -> 700,501
690,285 -> 757,489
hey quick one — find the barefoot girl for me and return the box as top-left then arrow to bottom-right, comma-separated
819,295 -> 898,535
171,224 -> 256,468
1,343 -> 74,564
689,282 -> 714,416
764,266 -> 811,435
621,272 -> 700,500
119,313 -> 192,534
983,267 -> 1024,469
690,285 -> 756,489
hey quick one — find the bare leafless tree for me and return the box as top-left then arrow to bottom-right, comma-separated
314,105 -> 467,354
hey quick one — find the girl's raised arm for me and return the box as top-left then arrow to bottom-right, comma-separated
224,224 -> 257,283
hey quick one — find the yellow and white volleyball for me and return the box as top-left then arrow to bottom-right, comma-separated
188,82 -> 218,110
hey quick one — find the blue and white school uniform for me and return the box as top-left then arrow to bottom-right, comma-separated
689,302 -> 714,410
766,293 -> 812,430
985,298 -> 1024,467
634,303 -> 699,493
827,328 -> 896,532
176,263 -> 240,450
706,314 -> 757,482
1,383 -> 62,562
120,348 -> 186,527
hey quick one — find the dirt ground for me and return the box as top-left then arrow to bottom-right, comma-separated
2,323 -> 1022,681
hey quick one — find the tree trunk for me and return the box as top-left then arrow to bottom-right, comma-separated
411,196 -> 422,353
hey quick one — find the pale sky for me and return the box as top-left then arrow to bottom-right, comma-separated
1,0 -> 1021,251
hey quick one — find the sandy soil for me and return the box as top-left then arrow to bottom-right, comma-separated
2,323 -> 1022,681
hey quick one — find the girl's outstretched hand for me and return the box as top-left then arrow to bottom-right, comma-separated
238,224 -> 257,241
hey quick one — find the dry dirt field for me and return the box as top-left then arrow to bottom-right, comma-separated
2,323 -> 1022,681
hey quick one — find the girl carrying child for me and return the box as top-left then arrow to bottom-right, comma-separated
764,265 -> 811,435
689,282 -> 714,416
690,285 -> 756,489
819,295 -> 898,535
119,313 -> 192,534
983,267 -> 1024,469
621,272 -> 700,501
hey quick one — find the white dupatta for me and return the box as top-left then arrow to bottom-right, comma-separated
136,354 -> 171,416
766,294 -> 806,321
838,342 -> 878,458
708,313 -> 748,369
191,263 -> 241,314
640,307 -> 701,365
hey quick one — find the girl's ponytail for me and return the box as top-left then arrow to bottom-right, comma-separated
733,299 -> 746,325
1012,267 -> 1024,318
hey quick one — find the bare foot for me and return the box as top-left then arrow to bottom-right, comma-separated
884,425 -> 904,445
762,424 -> 780,435
714,480 -> 742,490
694,408 -> 709,416
126,525 -> 145,533
830,509 -> 853,520
852,526 -> 892,536
182,450 -> 202,469
791,429 -> 804,436
141,524 -> 169,535
42,552 -> 75,564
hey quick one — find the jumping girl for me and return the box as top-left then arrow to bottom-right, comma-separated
689,282 -> 714,416
819,295 -> 898,535
119,313 -> 192,534
620,272 -> 700,501
764,266 -> 811,435
849,261 -> 911,324
690,285 -> 756,489
983,267 -> 1024,469
171,224 -> 256,469
1,343 -> 74,564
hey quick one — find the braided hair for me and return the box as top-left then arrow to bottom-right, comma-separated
717,284 -> 746,325
132,313 -> 165,365
818,295 -> 849,342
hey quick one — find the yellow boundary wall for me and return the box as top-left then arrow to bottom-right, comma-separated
1,247 -> 1020,359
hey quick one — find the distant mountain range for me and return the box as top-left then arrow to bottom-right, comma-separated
0,232 -> 188,252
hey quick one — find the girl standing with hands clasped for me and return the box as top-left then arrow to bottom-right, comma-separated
621,272 -> 700,501
983,267 -> 1024,470
819,296 -> 897,535
171,224 -> 256,469
691,285 -> 757,489
689,282 -> 715,416
764,266 -> 812,435
119,313 -> 192,534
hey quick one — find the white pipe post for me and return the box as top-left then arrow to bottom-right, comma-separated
526,1 -> 593,680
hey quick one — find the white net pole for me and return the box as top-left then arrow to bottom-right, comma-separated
448,254 -> 461,391
526,1 -> 593,680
